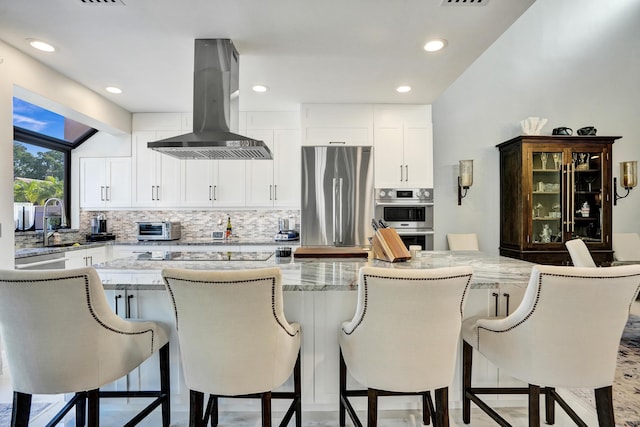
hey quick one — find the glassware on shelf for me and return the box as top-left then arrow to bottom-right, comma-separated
540,152 -> 548,170
552,153 -> 561,170
584,175 -> 597,192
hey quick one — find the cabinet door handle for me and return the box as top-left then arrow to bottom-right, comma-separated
492,292 -> 499,316
114,294 -> 123,316
274,184 -> 278,201
213,185 -> 217,201
400,165 -> 404,182
126,294 -> 134,319
100,186 -> 105,201
106,186 -> 110,201
151,186 -> 155,201
156,185 -> 161,201
209,185 -> 212,201
270,184 -> 273,200
405,165 -> 409,181
329,141 -> 346,144
503,292 -> 511,316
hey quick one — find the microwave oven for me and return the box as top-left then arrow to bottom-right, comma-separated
136,221 -> 181,241
374,188 -> 434,230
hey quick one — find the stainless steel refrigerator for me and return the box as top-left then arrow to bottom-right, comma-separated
301,146 -> 374,246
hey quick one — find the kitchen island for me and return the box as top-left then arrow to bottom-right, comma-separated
93,251 -> 534,413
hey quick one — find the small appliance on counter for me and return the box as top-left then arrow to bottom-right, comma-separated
86,233 -> 116,242
274,218 -> 299,241
136,221 -> 181,241
91,214 -> 108,234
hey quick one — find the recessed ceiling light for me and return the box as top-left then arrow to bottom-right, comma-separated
424,39 -> 447,52
252,85 -> 268,93
396,86 -> 412,93
105,86 -> 122,94
27,39 -> 55,52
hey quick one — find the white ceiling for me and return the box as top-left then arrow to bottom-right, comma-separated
0,0 -> 535,114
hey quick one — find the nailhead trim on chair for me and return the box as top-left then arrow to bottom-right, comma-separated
474,271 -> 640,350
342,272 -> 473,335
163,275 -> 299,337
0,274 -> 157,355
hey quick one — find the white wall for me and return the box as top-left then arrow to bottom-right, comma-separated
432,0 -> 640,252
0,39 -> 132,268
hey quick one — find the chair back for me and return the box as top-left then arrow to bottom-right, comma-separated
162,267 -> 300,396
340,266 -> 472,392
565,238 -> 596,267
481,265 -> 640,388
613,233 -> 640,261
447,233 -> 479,251
0,267 -> 160,394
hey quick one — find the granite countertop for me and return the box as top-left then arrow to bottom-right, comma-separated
95,250 -> 536,292
14,238 -> 299,259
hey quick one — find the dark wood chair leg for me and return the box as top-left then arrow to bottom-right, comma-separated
190,390 -> 205,427
339,349 -> 347,427
544,387 -> 555,425
87,388 -> 100,427
76,391 -> 87,427
435,387 -> 449,427
367,388 -> 378,427
528,384 -> 540,427
294,352 -> 302,427
11,391 -> 32,427
462,341 -> 473,424
594,386 -> 615,427
422,392 -> 432,425
261,391 -> 272,427
210,396 -> 218,427
159,343 -> 171,427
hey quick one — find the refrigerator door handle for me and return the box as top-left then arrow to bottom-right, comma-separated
332,178 -> 337,245
339,178 -> 344,243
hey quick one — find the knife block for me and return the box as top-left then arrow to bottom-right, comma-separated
372,228 -> 411,262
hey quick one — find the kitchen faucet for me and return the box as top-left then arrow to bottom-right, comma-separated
43,197 -> 67,246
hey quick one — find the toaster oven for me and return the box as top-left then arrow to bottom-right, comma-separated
136,221 -> 181,241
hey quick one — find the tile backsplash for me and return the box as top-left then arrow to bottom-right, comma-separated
80,209 -> 300,242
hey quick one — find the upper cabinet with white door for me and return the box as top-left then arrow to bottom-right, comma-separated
301,104 -> 373,146
80,157 -> 131,209
244,112 -> 301,208
183,159 -> 246,207
373,104 -> 433,188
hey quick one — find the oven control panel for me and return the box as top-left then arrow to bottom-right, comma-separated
375,188 -> 433,203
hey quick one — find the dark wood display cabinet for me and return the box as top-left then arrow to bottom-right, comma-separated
497,135 -> 620,266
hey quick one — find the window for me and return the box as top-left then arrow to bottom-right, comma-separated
13,97 -> 97,230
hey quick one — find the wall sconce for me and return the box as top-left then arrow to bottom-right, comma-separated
458,160 -> 473,206
614,161 -> 637,205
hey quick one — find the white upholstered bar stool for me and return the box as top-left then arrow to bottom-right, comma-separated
462,264 -> 640,427
162,267 -> 301,427
0,267 -> 171,427
446,233 -> 479,251
565,238 -> 597,267
339,265 -> 473,427
612,232 -> 640,262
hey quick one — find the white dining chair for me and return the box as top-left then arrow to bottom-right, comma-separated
339,265 -> 473,427
447,233 -> 480,251
565,238 -> 597,267
462,264 -> 640,426
162,267 -> 301,427
0,267 -> 171,427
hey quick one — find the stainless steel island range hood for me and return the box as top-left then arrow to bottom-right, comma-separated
147,39 -> 272,160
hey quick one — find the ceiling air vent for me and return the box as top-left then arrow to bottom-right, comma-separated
79,0 -> 126,5
441,0 -> 489,5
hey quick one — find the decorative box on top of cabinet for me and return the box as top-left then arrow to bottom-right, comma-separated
497,135 -> 620,266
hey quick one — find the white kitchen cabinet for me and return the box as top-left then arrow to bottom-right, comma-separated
245,128 -> 300,208
373,105 -> 433,188
132,131 -> 183,208
301,104 -> 373,146
65,246 -> 107,269
80,157 -> 131,209
183,159 -> 246,207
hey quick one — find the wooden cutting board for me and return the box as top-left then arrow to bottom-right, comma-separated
293,246 -> 370,258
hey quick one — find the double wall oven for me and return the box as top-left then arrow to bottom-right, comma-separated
374,188 -> 434,250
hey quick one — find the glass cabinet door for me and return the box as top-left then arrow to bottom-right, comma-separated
531,151 -> 563,245
569,150 -> 604,243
